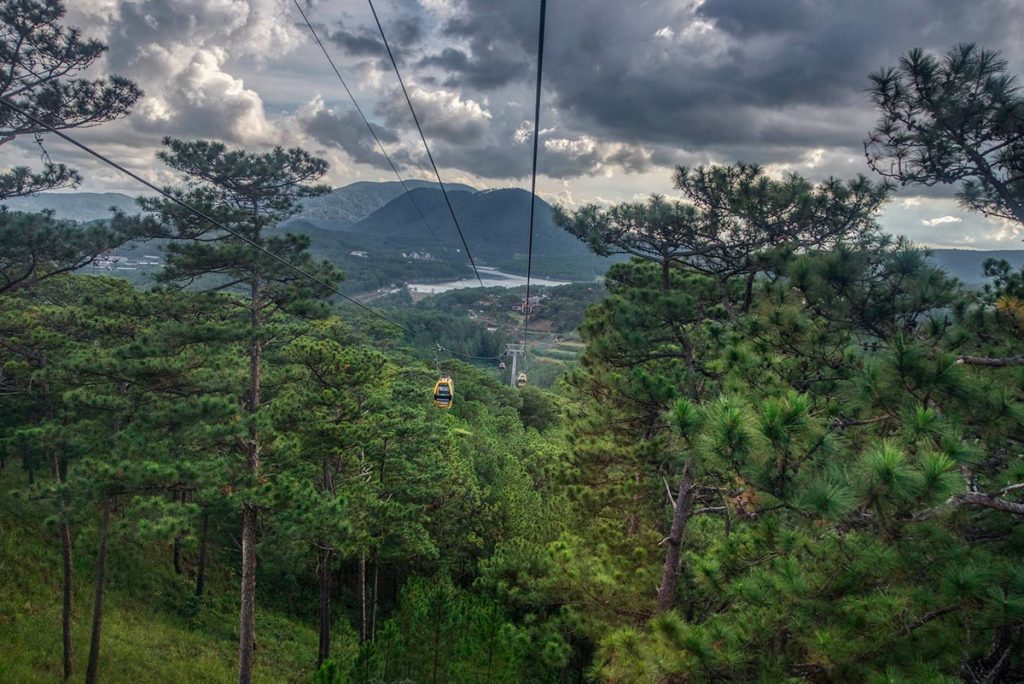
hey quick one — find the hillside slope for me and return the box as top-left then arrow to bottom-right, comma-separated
926,249 -> 1024,285
339,187 -> 611,279
0,467 -> 327,683
2,192 -> 139,222
284,179 -> 476,230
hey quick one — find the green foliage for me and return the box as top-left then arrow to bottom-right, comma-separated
866,43 -> 1024,224
0,0 -> 142,199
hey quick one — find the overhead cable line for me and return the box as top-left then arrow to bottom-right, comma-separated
2,96 -> 505,366
2,97 -> 502,362
0,97 -> 467,350
366,0 -> 485,288
522,0 -> 548,367
290,0 -> 464,280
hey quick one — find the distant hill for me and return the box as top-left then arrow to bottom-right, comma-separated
928,249 -> 1024,285
2,192 -> 138,222
336,186 -> 611,280
19,187 -> 1022,287
286,179 -> 477,230
0,181 -> 477,231
0,184 -> 612,283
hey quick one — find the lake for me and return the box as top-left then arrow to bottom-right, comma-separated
407,266 -> 572,294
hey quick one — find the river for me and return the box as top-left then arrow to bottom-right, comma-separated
407,266 -> 572,294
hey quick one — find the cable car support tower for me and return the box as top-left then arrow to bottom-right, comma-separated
505,344 -> 525,388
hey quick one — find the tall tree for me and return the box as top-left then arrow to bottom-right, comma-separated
0,0 -> 143,293
553,195 -> 709,290
556,164 -> 888,306
137,138 -> 338,684
0,0 -> 141,198
865,44 -> 1024,225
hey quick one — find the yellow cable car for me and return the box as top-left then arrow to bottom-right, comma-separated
433,375 -> 454,409
516,372 -> 527,388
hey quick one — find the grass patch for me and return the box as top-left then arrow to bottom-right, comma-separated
0,465 -> 334,683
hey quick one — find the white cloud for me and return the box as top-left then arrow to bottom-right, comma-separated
381,84 -> 493,141
419,0 -> 462,16
130,47 -> 273,144
922,215 -> 963,227
655,26 -> 676,40
513,120 -> 556,143
542,136 -> 654,177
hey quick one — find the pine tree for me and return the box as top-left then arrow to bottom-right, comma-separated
866,44 -> 1024,225
134,138 -> 338,684
0,0 -> 142,199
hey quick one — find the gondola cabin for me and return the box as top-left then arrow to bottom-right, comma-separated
516,372 -> 527,388
498,361 -> 506,370
433,376 -> 454,409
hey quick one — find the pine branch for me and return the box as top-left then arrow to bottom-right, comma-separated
956,355 -> 1024,367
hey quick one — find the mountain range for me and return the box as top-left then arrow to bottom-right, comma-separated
5,182 -> 1024,286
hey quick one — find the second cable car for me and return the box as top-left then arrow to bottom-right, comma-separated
433,375 -> 454,409
498,361 -> 506,370
516,372 -> 527,388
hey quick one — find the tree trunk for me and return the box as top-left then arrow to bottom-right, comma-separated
358,551 -> 367,644
238,504 -> 258,684
661,257 -> 671,291
317,548 -> 332,667
656,459 -> 695,612
238,276 -> 262,684
173,531 -> 183,575
85,498 -> 112,684
172,491 -> 185,575
370,550 -> 380,642
741,271 -> 756,312
625,468 -> 642,537
50,453 -> 73,680
59,521 -> 74,680
195,512 -> 209,597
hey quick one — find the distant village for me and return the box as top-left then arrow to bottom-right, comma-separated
91,251 -> 163,271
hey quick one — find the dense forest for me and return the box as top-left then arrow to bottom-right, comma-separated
3,1 -> 1024,683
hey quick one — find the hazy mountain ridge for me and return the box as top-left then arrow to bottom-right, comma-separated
2,192 -> 140,222
926,249 -> 1024,284
285,179 -> 476,230
5,186 -> 1023,285
338,185 -> 611,279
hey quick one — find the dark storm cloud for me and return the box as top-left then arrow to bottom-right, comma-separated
328,16 -> 423,62
429,139 -> 531,179
392,16 -> 425,46
697,0 -> 811,36
329,24 -> 385,57
300,105 -> 400,170
44,0 -> 1024,196
421,0 -> 1020,157
435,5 -> 535,90
417,47 -> 527,90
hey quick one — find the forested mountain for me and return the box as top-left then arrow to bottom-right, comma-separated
5,187 -> 1021,286
339,187 -> 611,279
3,185 -> 614,281
284,179 -> 476,230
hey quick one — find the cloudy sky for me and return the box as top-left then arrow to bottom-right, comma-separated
10,0 -> 1024,248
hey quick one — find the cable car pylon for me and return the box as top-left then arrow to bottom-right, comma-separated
505,343 -> 525,388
